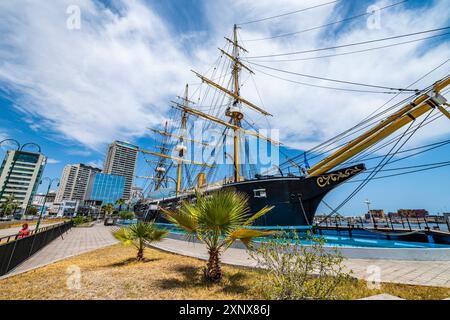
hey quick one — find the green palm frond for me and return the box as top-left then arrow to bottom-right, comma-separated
161,205 -> 198,234
243,205 -> 275,226
113,227 -> 133,245
196,189 -> 249,234
226,228 -> 275,249
115,222 -> 167,247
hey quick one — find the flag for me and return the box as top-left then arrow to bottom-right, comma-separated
304,152 -> 310,169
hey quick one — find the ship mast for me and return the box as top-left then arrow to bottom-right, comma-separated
154,121 -> 170,190
176,84 -> 189,196
229,24 -> 243,182
187,25 -> 275,183
142,87 -> 213,196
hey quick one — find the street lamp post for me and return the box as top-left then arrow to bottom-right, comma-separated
364,199 -> 377,229
36,177 -> 59,230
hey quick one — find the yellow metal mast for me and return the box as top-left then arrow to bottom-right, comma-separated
189,25 -> 275,183
176,84 -> 189,196
308,76 -> 450,176
229,24 -> 243,182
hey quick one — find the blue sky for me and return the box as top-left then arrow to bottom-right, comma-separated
0,0 -> 449,215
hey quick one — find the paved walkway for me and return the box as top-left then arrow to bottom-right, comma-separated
1,223 -> 118,279
151,238 -> 450,288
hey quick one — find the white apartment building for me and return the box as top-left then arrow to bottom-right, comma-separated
55,164 -> 101,202
103,141 -> 138,200
0,150 -> 46,212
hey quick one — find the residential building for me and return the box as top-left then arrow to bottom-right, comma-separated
54,200 -> 79,217
32,192 -> 56,206
55,164 -> 101,202
103,141 -> 138,200
87,173 -> 125,206
397,209 -> 428,218
365,209 -> 385,220
31,192 -> 56,215
0,150 -> 46,213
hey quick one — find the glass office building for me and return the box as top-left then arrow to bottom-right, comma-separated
88,173 -> 125,205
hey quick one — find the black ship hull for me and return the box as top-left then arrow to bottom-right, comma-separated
145,164 -> 366,227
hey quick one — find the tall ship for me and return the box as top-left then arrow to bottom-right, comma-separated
138,25 -> 450,229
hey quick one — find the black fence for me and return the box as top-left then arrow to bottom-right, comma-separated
0,221 -> 73,276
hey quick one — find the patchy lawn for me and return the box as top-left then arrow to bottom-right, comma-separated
0,244 -> 448,300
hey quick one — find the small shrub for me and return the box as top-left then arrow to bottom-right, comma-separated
119,211 -> 135,220
72,216 -> 92,226
248,231 -> 351,300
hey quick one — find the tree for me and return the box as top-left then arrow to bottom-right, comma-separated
26,206 -> 39,216
1,194 -> 19,217
248,231 -> 350,300
115,198 -> 126,212
161,189 -> 274,283
114,221 -> 168,261
102,203 -> 115,216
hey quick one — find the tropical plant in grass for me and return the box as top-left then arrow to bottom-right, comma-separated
26,206 -> 39,216
114,221 -> 168,261
102,203 -> 115,216
160,189 -> 274,283
1,194 -> 19,217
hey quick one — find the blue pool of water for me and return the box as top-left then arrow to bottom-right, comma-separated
117,221 -> 450,249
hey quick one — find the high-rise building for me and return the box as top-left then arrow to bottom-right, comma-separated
103,141 -> 138,200
87,173 -> 125,205
55,164 -> 101,202
0,150 -> 46,213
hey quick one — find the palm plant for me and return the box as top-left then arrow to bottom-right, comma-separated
1,194 -> 19,217
161,189 -> 274,283
114,221 -> 168,261
115,198 -> 126,212
102,203 -> 115,216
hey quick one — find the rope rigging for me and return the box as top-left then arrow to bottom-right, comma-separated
246,26 -> 450,59
317,108 -> 435,224
279,59 -> 449,170
248,61 -> 419,92
243,0 -> 409,42
237,0 -> 340,26
248,32 -> 450,63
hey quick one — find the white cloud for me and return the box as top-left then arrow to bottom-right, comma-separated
86,159 -> 103,169
0,0 -> 449,155
46,158 -> 61,164
203,0 -> 450,150
0,0 -> 197,149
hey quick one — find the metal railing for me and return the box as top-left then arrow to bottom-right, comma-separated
0,221 -> 73,276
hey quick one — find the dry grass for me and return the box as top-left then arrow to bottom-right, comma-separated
0,244 -> 260,300
0,244 -> 448,300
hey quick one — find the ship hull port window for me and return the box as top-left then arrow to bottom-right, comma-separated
254,189 -> 267,198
